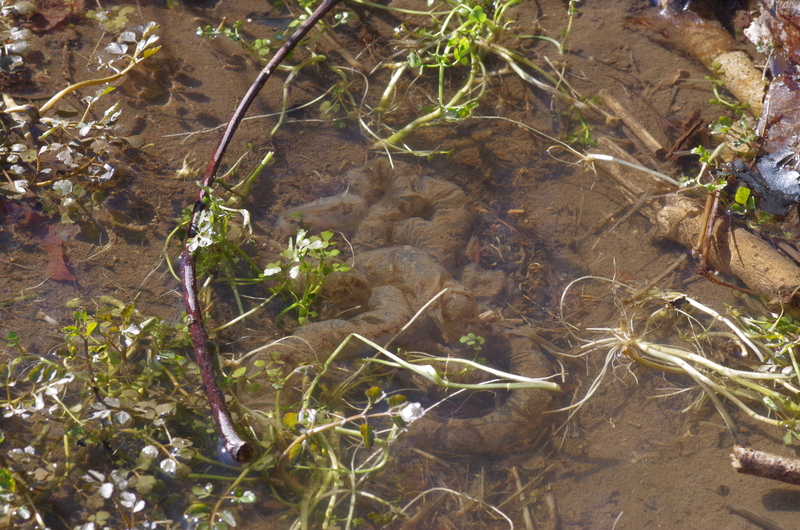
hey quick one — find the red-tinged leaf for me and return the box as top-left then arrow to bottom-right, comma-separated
32,0 -> 87,30
42,226 -> 75,281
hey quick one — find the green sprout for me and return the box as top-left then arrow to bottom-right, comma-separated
707,60 -> 751,115
459,332 -> 485,351
708,114 -> 757,159
196,20 -> 281,60
729,185 -> 756,215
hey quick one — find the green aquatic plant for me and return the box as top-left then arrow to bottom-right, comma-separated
359,0 -> 589,153
193,0 -> 589,155
229,327 -> 558,529
0,21 -> 160,202
51,178 -> 107,239
86,5 -> 138,34
707,60 -> 751,115
196,19 -> 283,61
0,299 -> 210,530
460,332 -> 485,350
264,229 -> 351,325
166,168 -> 353,329
0,293 -> 555,529
557,276 -> 800,437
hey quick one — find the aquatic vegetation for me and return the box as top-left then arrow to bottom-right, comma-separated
557,276 -> 800,438
0,21 -> 160,223
195,0 -> 590,154
0,288 -> 554,529
0,25 -> 29,73
86,5 -> 137,34
0,301 -> 197,529
264,229 -> 351,325
364,0 -> 586,151
166,173 -> 351,328
460,331 -> 485,352
156,1 -> 560,526
232,329 -> 557,528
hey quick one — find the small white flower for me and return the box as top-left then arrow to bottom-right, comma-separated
119,491 -> 137,509
399,402 -> 425,424
99,482 -> 114,499
121,324 -> 141,347
140,445 -> 158,459
263,264 -> 282,276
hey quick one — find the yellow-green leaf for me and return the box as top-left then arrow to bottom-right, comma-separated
360,423 -> 375,451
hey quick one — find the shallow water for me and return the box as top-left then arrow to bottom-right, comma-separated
2,0 -> 799,528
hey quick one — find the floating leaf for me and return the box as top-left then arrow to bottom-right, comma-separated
185,502 -> 211,518
234,490 -> 256,504
134,475 -> 157,495
159,458 -> 177,475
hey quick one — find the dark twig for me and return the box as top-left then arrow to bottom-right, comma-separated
179,0 -> 344,464
692,189 -> 759,296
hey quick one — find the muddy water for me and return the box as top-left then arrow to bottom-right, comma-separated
2,0 -> 798,528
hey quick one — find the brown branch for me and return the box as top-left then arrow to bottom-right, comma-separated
179,0 -> 345,464
731,444 -> 800,486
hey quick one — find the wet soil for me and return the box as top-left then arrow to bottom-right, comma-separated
2,0 -> 799,528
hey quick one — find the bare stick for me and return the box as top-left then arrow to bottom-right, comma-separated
727,504 -> 787,530
731,445 -> 800,486
179,0 -> 344,464
599,90 -> 665,156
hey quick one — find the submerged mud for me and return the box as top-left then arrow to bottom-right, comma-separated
243,160 -> 556,453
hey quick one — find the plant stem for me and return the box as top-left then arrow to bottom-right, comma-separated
38,48 -> 157,115
180,0 -> 345,465
379,58 -> 479,147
